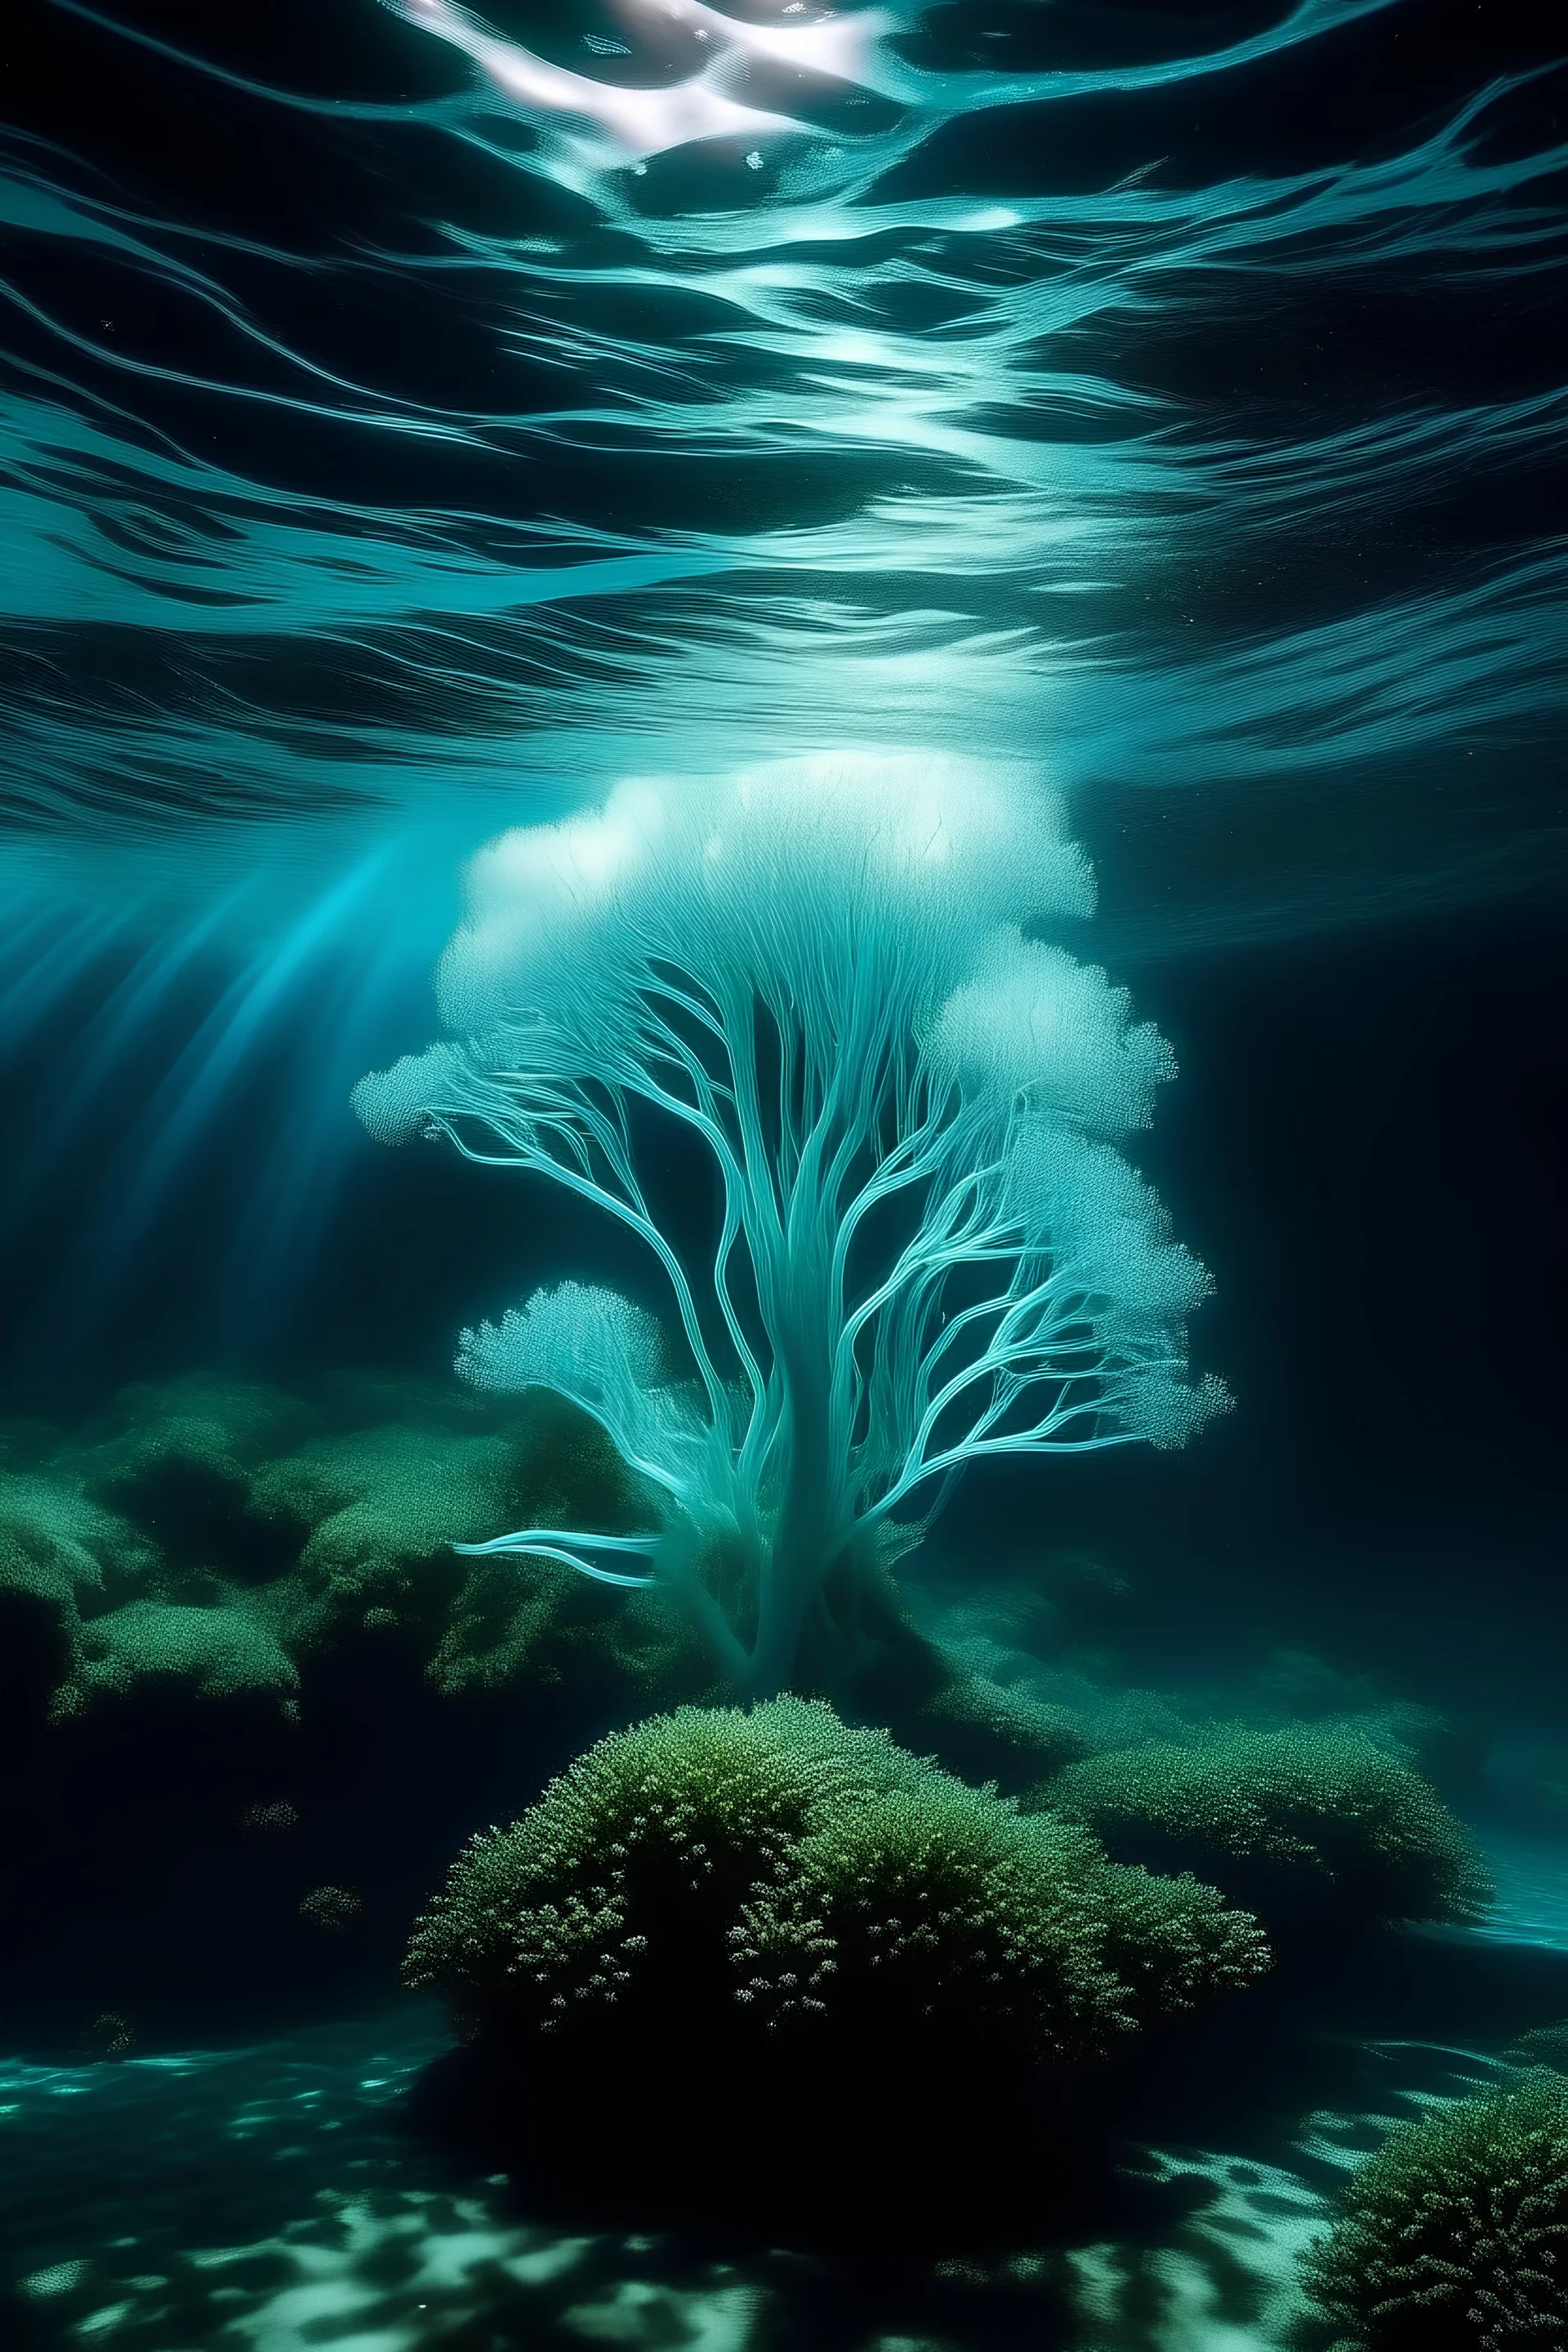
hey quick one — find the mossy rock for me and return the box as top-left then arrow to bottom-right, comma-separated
72,1378 -> 315,1572
1040,1719 -> 1489,1929
408,1698 -> 1268,2074
911,1670 -> 1091,1791
1303,2072 -> 1568,2349
256,1390 -> 650,1584
0,1472 -> 158,1609
1,1458 -> 164,1684
75,1594 -> 299,1704
1,1472 -> 163,1710
428,1553 -> 714,1704
11,1375 -> 844,1729
252,1391 -> 688,1686
249,1423 -> 522,1612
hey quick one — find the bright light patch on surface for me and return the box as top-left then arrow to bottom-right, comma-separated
381,0 -> 888,168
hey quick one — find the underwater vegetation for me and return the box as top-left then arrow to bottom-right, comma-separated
403,1695 -> 1272,2234
1043,1721 -> 1490,1933
0,1370 -> 1548,2308
1303,2070 -> 1568,2350
394,1684 -> 1511,2252
0,1367 -> 746,2038
0,1360 -> 1230,1802
407,1696 -> 1267,2062
0,1369 -> 1175,1779
357,752 -> 1225,1695
911,1659 -> 1092,1792
0,1371 -> 723,1722
2,1359 -> 1494,2065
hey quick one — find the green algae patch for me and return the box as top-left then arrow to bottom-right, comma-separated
408,1697 -> 1268,2069
1304,2071 -> 1568,2350
77,1597 -> 300,1702
1042,1719 -> 1489,1928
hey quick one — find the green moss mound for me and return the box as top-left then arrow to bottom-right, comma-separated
252,1423 -> 523,1606
1303,2073 -> 1568,2350
250,1397 -> 715,1701
0,1471 -> 163,1708
78,1378 -> 310,1499
76,1597 -> 299,1701
11,1376 -> 1080,1735
1042,1721 -> 1487,1927
408,1698 -> 1268,2072
428,1554 -> 713,1701
5,1375 -> 728,1722
0,1473 -> 156,1609
911,1669 -> 1091,1790
63,1379 -> 313,1578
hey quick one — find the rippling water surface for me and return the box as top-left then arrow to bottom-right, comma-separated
2,0 -> 1562,1353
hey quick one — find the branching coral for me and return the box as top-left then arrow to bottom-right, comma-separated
406,1698 -> 1267,2069
1303,2073 -> 1568,2350
1044,1721 -> 1489,1926
356,754 -> 1227,1691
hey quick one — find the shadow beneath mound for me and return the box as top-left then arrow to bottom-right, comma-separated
405,2029 -> 1183,2261
1103,1914 -> 1568,2137
403,1918 -> 1568,2263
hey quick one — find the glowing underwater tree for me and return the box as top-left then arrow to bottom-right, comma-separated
354,755 -> 1226,1694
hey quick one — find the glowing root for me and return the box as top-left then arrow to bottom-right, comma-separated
451,1526 -> 658,1588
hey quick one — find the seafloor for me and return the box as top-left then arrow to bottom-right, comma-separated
3,1853 -> 1565,2352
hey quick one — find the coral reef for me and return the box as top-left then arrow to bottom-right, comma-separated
1042,1721 -> 1489,1927
406,1699 -> 1267,2071
1303,2073 -> 1568,2350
